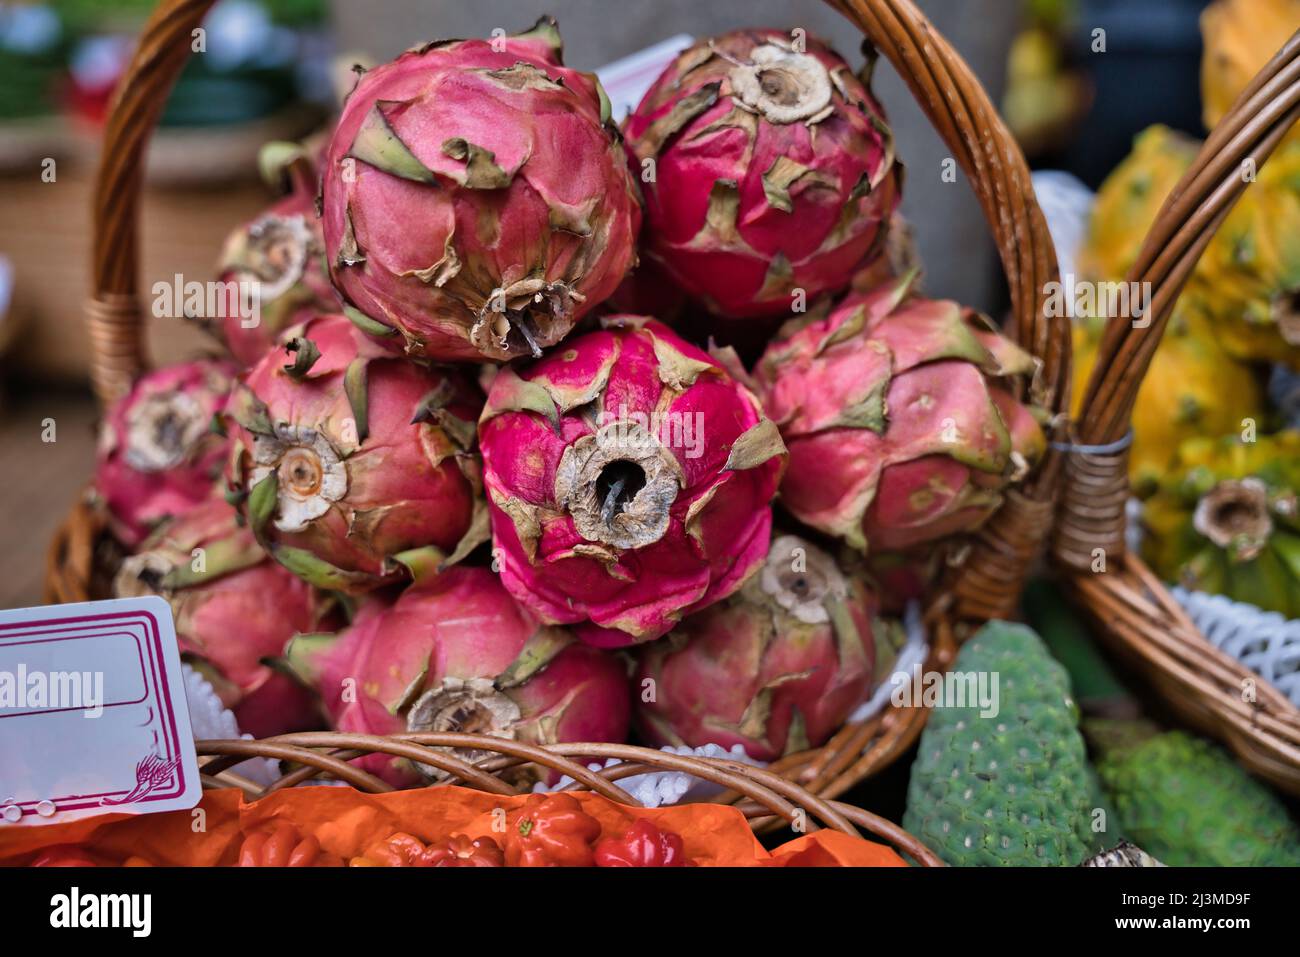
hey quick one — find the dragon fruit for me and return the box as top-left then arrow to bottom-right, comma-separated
478,317 -> 786,647
755,272 -> 1048,552
113,496 -> 333,738
285,566 -> 630,787
623,28 -> 898,321
226,312 -> 482,593
214,146 -> 337,367
321,17 -> 641,362
94,358 -> 237,548
634,534 -> 894,760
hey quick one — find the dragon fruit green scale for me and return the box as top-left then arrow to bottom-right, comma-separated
623,29 -> 899,320
478,317 -> 787,647
226,312 -> 483,593
321,17 -> 641,363
755,272 -> 1048,552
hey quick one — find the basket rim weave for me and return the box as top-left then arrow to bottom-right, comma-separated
1055,31 -> 1300,794
194,732 -> 945,864
48,0 -> 1066,802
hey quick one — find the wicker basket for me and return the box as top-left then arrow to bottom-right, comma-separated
44,0 -> 1068,804
1054,32 -> 1300,794
194,733 -> 944,864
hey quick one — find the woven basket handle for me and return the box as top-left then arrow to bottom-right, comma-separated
87,0 -> 217,406
828,0 -> 1065,622
1054,31 -> 1300,570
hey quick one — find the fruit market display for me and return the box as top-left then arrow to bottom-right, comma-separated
22,7 -> 1300,873
1074,124 -> 1270,496
1072,307 -> 1265,498
1024,580 -> 1300,869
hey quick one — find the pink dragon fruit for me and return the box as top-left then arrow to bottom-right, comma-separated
320,17 -> 641,362
622,28 -> 898,321
113,496 -> 335,738
285,566 -> 630,787
214,146 -> 337,367
478,317 -> 786,647
755,272 -> 1048,552
226,312 -> 482,593
634,534 -> 897,760
94,358 -> 237,548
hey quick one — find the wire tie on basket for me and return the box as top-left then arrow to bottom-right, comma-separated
1049,429 -> 1134,456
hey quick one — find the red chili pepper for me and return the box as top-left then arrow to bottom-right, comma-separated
239,821 -> 340,867
595,818 -> 691,867
423,834 -> 505,868
504,794 -> 602,867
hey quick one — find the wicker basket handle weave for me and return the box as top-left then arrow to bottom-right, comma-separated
1054,32 -> 1300,568
85,0 -> 1066,623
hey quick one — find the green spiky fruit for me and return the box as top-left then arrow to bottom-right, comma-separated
1090,722 -> 1300,867
1142,430 -> 1300,617
903,621 -> 1101,866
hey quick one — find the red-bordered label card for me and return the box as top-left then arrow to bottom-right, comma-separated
0,597 -> 201,825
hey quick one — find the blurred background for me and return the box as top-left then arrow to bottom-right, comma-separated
0,0 -> 1214,616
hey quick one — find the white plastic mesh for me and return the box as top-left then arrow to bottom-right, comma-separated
1126,500 -> 1300,709
1030,170 -> 1095,284
1171,587 -> 1300,708
532,743 -> 761,808
849,601 -> 928,724
181,665 -> 281,788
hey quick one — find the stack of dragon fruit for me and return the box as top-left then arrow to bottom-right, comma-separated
95,20 -> 1048,784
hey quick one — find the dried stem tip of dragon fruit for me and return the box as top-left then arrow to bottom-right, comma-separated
479,318 -> 786,646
